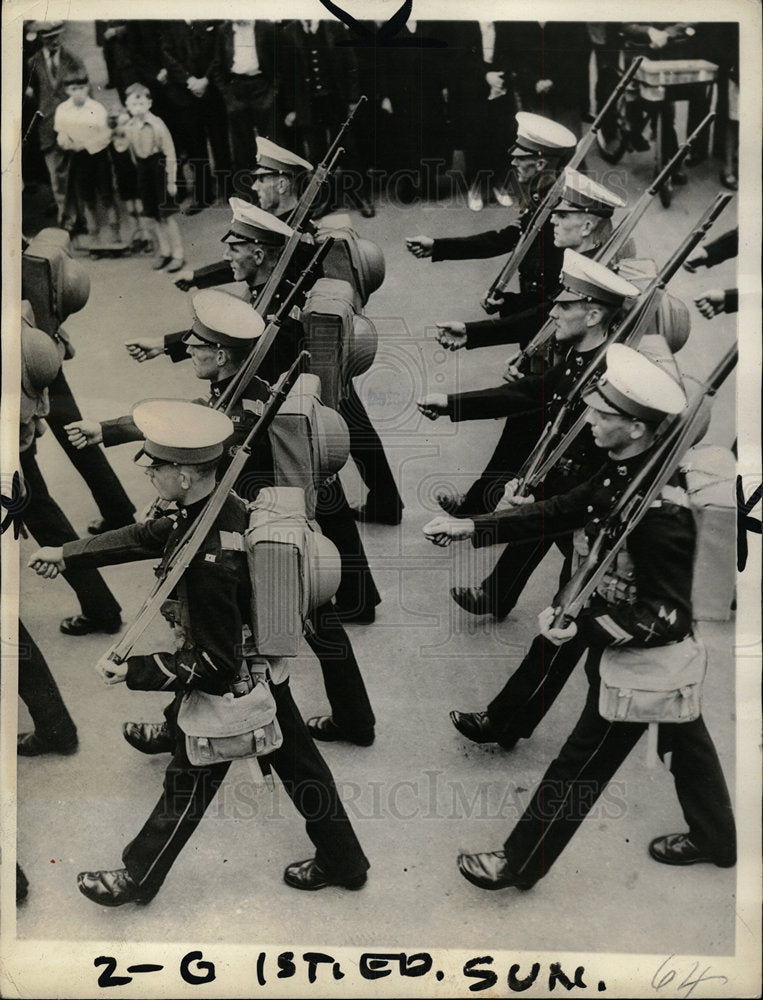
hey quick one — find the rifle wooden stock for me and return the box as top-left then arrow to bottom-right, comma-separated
551,344 -> 738,628
485,56 -> 644,305
213,239 -> 334,413
106,352 -> 310,665
505,112 -> 716,370
520,192 -> 733,490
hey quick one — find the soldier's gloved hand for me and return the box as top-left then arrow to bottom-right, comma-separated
173,268 -> 196,291
435,321 -> 467,351
405,235 -> 434,258
28,547 -> 65,579
538,606 -> 578,645
502,355 -> 523,382
423,515 -> 475,546
495,479 -> 534,511
417,394 -> 449,420
125,337 -> 164,362
694,289 -> 726,318
65,420 -> 103,449
94,653 -> 127,686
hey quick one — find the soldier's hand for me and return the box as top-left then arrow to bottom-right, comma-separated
65,420 -> 103,449
405,235 -> 434,259
173,268 -> 195,291
694,289 -> 726,319
502,356 -> 523,382
125,337 -> 164,362
94,653 -> 127,686
538,606 -> 578,645
284,111 -> 297,127
416,394 -> 449,420
423,515 -> 475,546
28,547 -> 65,579
495,479 -> 534,511
480,291 -> 505,314
435,321 -> 467,351
683,245 -> 709,272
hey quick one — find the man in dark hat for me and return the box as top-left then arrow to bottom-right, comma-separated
25,22 -> 87,231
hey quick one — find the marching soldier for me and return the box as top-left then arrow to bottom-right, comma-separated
67,290 -> 377,746
126,200 -> 403,525
172,137 -> 313,293
29,401 -> 371,906
424,347 -> 736,887
434,170 -> 628,352
418,251 -> 639,619
405,111 -> 577,345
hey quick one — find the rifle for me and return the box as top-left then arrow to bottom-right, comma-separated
507,112 -> 716,372
105,351 -> 310,666
213,239 -> 333,413
516,191 -> 732,494
482,56 -> 644,312
550,343 -> 738,629
286,95 -> 367,232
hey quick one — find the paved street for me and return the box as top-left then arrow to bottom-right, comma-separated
14,17 -> 747,971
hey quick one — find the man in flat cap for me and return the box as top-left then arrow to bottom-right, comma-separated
30,400 -> 371,906
423,346 -> 736,888
69,288 -> 378,745
419,251 -> 639,618
25,22 -> 87,232
406,111 -> 577,328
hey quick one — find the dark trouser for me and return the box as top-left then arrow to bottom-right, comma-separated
223,75 -> 278,186
69,148 -> 115,234
481,534 -> 573,620
487,630 -> 588,743
20,445 -> 122,625
304,602 -> 375,740
315,477 -> 380,617
47,368 -> 136,528
123,681 -> 370,898
459,418 -> 539,516
502,648 -> 737,884
17,620 -> 77,747
339,382 -> 403,519
166,92 -> 232,205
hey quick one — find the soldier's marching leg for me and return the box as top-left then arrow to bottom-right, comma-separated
340,382 -> 404,525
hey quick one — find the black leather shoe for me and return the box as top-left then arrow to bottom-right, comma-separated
123,721 -> 174,755
648,833 -> 735,868
671,170 -> 688,186
435,492 -> 466,516
307,715 -> 375,747
628,130 -> 650,152
60,615 -> 122,636
353,503 -> 403,526
359,201 -> 376,219
284,858 -> 367,891
17,864 -> 29,903
18,731 -> 78,756
449,711 -> 497,744
457,851 -> 535,891
88,517 -> 135,535
450,585 -> 507,620
77,868 -> 150,907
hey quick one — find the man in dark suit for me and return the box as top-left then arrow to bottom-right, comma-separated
279,19 -> 374,216
25,21 -> 86,231
211,20 -> 280,193
159,20 -> 232,210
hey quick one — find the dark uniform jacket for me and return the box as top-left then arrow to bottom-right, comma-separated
211,20 -> 278,95
471,454 -> 695,648
431,172 -> 565,303
62,492 -> 251,695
